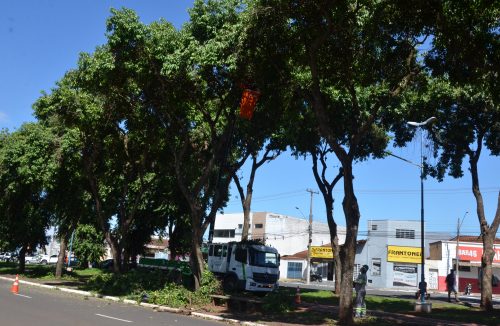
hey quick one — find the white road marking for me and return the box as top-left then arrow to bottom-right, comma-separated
95,313 -> 133,323
14,293 -> 32,299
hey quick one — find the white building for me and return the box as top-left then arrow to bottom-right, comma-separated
428,236 -> 500,294
212,211 -> 346,281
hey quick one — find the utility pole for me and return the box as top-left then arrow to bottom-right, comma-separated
306,188 -> 318,285
456,211 -> 468,293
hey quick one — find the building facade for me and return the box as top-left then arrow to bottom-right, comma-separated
212,211 -> 346,281
429,236 -> 500,294
353,220 -> 432,289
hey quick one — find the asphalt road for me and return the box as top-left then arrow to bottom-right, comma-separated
0,281 -> 224,326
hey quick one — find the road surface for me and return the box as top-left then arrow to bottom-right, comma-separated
0,280 -> 225,326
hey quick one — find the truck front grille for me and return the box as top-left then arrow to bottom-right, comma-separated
252,272 -> 278,284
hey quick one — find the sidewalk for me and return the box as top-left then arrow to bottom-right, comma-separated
1,275 -> 495,326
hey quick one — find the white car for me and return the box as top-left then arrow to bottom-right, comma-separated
25,254 -> 42,264
39,254 -> 59,264
1,252 -> 17,262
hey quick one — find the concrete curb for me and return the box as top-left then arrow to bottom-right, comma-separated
0,275 -> 267,326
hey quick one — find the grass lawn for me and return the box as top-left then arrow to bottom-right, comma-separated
295,288 -> 500,326
0,261 -> 103,282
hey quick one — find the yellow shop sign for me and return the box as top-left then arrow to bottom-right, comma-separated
311,246 -> 334,259
387,245 -> 421,263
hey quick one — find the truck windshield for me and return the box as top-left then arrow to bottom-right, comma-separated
249,249 -> 278,267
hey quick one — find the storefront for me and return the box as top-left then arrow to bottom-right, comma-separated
429,237 -> 500,294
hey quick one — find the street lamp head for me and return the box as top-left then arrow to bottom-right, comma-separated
295,206 -> 306,219
423,116 -> 437,126
407,116 -> 437,127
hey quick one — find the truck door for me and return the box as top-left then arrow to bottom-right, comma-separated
228,245 -> 248,282
208,244 -> 227,273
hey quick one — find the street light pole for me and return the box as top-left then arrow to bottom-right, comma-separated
306,188 -> 318,285
407,116 -> 437,304
456,211 -> 468,292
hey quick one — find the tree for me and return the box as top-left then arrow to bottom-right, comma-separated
0,123 -> 56,273
287,104 -> 344,293
417,1 -> 499,310
33,114 -> 93,277
102,2 -> 272,288
232,148 -> 280,242
73,224 -> 106,267
34,62 -> 162,273
247,1 -> 433,323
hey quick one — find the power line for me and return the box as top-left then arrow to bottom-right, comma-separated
226,187 -> 499,204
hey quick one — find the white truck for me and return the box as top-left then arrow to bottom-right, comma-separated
207,241 -> 280,293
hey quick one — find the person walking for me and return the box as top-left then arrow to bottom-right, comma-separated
353,265 -> 369,317
446,269 -> 460,302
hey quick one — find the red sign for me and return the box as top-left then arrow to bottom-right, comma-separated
458,246 -> 500,263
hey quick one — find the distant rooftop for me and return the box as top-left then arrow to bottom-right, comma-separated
449,235 -> 500,244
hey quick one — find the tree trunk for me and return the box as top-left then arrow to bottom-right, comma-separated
333,240 -> 342,294
480,233 -> 495,310
241,199 -> 252,241
123,247 -> 130,272
325,193 -> 341,294
469,155 -> 500,310
18,245 -> 27,274
190,220 -> 204,290
337,164 -> 360,325
55,236 -> 68,278
105,232 -> 121,273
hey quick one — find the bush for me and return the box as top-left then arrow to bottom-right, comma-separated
84,265 -> 221,308
262,289 -> 295,313
85,268 -> 171,296
147,267 -> 222,308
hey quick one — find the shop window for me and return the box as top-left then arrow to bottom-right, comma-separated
287,262 -> 303,279
371,258 -> 381,276
396,229 -> 415,239
213,229 -> 235,238
353,264 -> 361,280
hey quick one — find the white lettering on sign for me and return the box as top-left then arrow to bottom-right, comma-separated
459,248 -> 478,258
458,246 -> 500,263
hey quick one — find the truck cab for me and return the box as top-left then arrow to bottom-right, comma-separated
208,241 -> 280,293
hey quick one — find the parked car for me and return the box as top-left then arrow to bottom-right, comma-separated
25,254 -> 42,264
2,252 -> 18,262
99,259 -> 114,270
40,254 -> 59,264
65,255 -> 79,266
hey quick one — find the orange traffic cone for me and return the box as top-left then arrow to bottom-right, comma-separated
295,286 -> 301,304
11,274 -> 19,294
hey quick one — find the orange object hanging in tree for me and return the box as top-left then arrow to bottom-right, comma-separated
239,88 -> 260,120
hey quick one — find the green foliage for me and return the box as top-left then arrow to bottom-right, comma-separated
148,267 -> 221,307
0,123 -> 55,258
73,224 -> 106,265
83,266 -> 220,308
85,268 -> 171,296
148,283 -> 193,308
261,288 -> 295,313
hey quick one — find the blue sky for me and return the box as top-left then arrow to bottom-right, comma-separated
1,1 -> 498,238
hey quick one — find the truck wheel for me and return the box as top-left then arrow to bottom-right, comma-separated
223,275 -> 238,293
